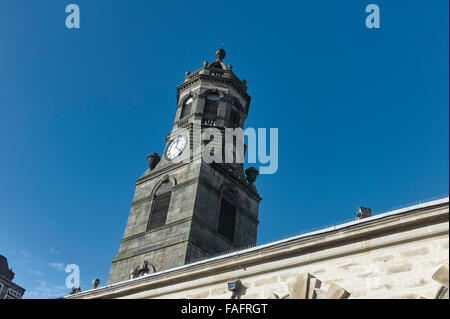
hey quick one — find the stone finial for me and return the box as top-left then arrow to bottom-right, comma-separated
203,61 -> 208,67
355,207 -> 372,220
147,153 -> 161,170
245,167 -> 259,193
245,167 -> 258,183
215,46 -> 226,62
92,278 -> 100,289
185,71 -> 190,76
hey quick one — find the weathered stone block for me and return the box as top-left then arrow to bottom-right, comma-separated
323,283 -> 350,299
288,273 -> 313,299
386,263 -> 412,274
254,276 -> 278,287
432,263 -> 449,288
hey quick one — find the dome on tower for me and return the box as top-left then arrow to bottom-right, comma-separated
210,46 -> 227,70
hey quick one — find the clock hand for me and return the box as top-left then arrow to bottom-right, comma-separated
176,138 -> 184,151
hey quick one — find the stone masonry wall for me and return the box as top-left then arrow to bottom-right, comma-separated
73,199 -> 449,299
157,233 -> 448,299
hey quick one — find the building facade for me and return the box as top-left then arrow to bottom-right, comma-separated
0,255 -> 25,299
69,198 -> 449,299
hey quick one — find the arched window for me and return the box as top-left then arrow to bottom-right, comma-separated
147,179 -> 172,230
217,189 -> 237,241
180,97 -> 193,119
203,94 -> 219,118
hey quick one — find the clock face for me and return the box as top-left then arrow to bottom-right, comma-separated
166,135 -> 187,160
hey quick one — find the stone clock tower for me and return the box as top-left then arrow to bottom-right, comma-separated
107,48 -> 262,285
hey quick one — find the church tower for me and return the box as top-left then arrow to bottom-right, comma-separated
107,48 -> 262,284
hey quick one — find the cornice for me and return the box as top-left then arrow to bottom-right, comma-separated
135,161 -> 191,186
178,73 -> 250,103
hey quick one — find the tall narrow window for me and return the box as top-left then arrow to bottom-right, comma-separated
230,105 -> 239,127
180,97 -> 193,119
203,94 -> 219,118
147,180 -> 172,230
217,190 -> 237,241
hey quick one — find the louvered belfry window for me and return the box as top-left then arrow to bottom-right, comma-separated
230,105 -> 239,127
218,190 -> 237,241
204,94 -> 219,118
147,180 -> 172,230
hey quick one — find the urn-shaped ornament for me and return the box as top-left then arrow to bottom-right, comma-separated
92,278 -> 100,289
245,167 -> 259,184
147,153 -> 161,170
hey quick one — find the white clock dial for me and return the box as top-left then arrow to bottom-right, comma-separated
166,135 -> 187,160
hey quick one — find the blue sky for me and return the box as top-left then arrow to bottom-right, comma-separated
0,0 -> 448,298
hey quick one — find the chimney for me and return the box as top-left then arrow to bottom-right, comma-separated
355,207 -> 372,220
